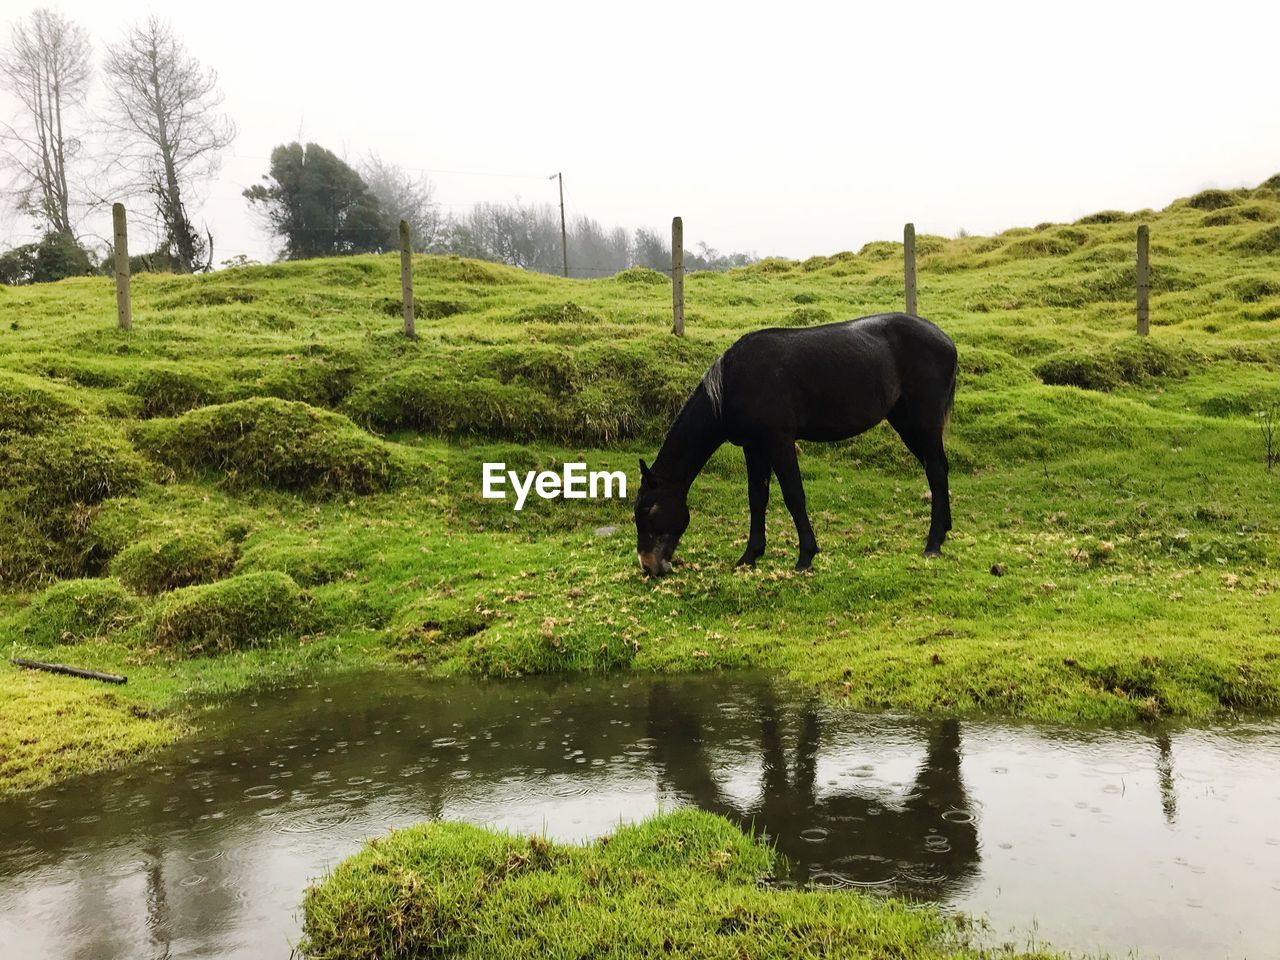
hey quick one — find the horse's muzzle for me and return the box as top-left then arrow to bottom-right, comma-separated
638,551 -> 673,577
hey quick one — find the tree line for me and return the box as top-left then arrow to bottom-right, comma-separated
0,8 -> 755,285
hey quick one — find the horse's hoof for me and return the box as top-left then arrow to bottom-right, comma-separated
735,556 -> 757,568
923,549 -> 943,559
795,556 -> 816,572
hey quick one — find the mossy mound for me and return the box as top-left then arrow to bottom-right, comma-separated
0,427 -> 147,511
129,366 -> 222,418
1235,225 -> 1280,256
784,306 -> 833,326
1187,189 -> 1239,211
1075,210 -> 1134,225
1004,228 -> 1089,259
111,531 -> 236,595
146,571 -> 304,655
1034,339 -> 1195,391
132,398 -> 395,494
614,267 -> 669,285
0,370 -> 84,433
345,339 -> 714,443
300,809 -> 1017,960
505,301 -> 600,325
14,577 -> 140,646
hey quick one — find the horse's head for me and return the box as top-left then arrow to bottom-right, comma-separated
634,459 -> 689,576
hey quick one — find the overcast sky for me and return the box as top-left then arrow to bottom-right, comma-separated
3,0 -> 1278,265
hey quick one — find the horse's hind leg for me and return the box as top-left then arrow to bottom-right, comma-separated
888,410 -> 951,557
737,443 -> 771,567
768,438 -> 819,571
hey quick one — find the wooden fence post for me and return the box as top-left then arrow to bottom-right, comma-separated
112,203 -> 131,331
1136,224 -> 1149,336
399,219 -> 415,338
671,216 -> 684,336
903,222 -> 917,316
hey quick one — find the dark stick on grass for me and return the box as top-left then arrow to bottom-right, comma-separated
11,658 -> 127,685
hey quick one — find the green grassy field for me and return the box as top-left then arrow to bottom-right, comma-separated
2,177 -> 1279,795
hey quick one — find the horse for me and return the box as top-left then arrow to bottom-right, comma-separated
634,312 -> 957,576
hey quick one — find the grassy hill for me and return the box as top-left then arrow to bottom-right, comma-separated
2,176 -> 1279,793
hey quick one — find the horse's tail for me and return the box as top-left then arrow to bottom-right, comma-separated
942,359 -> 957,436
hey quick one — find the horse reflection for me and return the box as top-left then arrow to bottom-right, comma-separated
646,682 -> 980,896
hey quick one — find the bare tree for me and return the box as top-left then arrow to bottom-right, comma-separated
0,8 -> 92,237
102,16 -> 235,272
361,155 -> 442,252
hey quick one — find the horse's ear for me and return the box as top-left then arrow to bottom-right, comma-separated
638,458 -> 653,481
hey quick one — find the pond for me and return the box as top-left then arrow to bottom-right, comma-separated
1,672 -> 1277,959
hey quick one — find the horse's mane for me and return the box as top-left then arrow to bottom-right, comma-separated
701,355 -> 724,420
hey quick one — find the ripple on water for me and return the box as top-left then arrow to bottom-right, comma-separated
275,813 -> 351,835
328,788 -> 369,802
187,849 -> 224,863
798,827 -> 828,843
243,785 -> 285,801
941,809 -> 975,824
179,875 -> 207,888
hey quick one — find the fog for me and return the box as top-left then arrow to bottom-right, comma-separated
2,0 -> 1278,266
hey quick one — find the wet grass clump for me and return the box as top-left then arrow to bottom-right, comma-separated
0,370 -> 85,432
1235,225 -> 1280,256
1034,339 -> 1194,391
133,398 -> 396,494
111,531 -> 236,595
129,366 -> 222,418
146,571 -> 305,655
300,809 -> 1031,960
12,577 -> 140,645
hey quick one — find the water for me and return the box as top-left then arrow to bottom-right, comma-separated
1,672 -> 1277,959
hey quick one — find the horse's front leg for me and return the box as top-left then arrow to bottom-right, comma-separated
736,443 -> 770,567
769,439 -> 818,571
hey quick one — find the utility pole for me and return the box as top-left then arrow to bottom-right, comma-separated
550,171 -> 568,277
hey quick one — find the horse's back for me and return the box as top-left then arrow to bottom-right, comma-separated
717,314 -> 956,442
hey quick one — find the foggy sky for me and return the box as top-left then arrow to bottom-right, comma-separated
2,0 -> 1278,265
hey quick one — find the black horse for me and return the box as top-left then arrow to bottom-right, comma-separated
635,312 -> 957,575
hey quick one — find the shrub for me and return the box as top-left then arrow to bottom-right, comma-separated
132,398 -> 395,494
112,531 -> 236,594
791,291 -> 819,304
146,571 -> 304,654
130,367 -> 221,418
17,578 -> 140,645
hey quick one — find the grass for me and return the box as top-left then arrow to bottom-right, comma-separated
299,808 -> 1051,960
1,176 -> 1279,797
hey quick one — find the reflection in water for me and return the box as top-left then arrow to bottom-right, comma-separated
646,683 -> 979,894
1155,731 -> 1178,824
0,672 -> 1278,960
